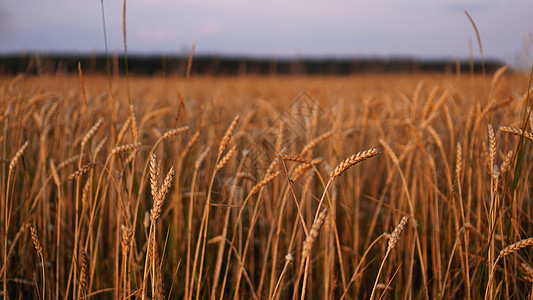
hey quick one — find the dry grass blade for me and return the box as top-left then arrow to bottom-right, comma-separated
330,148 -> 379,180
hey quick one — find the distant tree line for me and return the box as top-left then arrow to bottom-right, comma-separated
0,54 -> 505,76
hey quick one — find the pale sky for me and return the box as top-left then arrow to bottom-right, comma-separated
0,1 -> 532,66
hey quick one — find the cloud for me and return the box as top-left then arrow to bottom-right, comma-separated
196,21 -> 223,36
135,28 -> 182,41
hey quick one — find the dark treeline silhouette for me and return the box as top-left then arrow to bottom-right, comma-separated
0,54 -> 505,76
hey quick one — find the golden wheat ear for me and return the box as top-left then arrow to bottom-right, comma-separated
330,148 -> 380,180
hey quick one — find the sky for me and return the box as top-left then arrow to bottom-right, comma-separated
0,0 -> 532,67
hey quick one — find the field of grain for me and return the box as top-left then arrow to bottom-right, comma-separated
0,70 -> 532,299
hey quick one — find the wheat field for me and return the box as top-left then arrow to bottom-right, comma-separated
0,70 -> 533,299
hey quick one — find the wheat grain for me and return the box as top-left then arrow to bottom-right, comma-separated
277,154 -> 310,164
130,105 -> 139,143
150,154 -> 160,199
151,166 -> 176,221
330,148 -> 379,180
93,137 -> 108,157
161,126 -> 189,140
249,171 -> 281,196
500,150 -> 513,175
116,117 -> 132,145
29,224 -> 43,256
9,141 -> 29,174
180,131 -> 200,160
388,216 -> 409,251
218,115 -> 240,156
300,131 -> 333,155
68,162 -> 98,181
456,143 -> 462,180
302,208 -> 329,258
292,158 -> 322,182
499,237 -> 533,258
488,124 -> 496,170
121,225 -> 133,256
81,118 -> 104,149
195,147 -> 210,170
49,160 -> 60,187
57,154 -> 84,170
215,145 -> 237,172
111,143 -> 142,155
499,126 -> 533,141
80,250 -> 89,295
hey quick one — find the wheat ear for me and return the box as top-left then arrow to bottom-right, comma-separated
370,216 -> 409,300
330,148 -> 379,180
29,224 -> 45,300
500,126 -> 533,141
81,118 -> 104,149
302,208 -> 329,259
68,162 -> 98,181
218,115 -> 240,156
151,166 -> 176,221
9,141 -> 29,174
